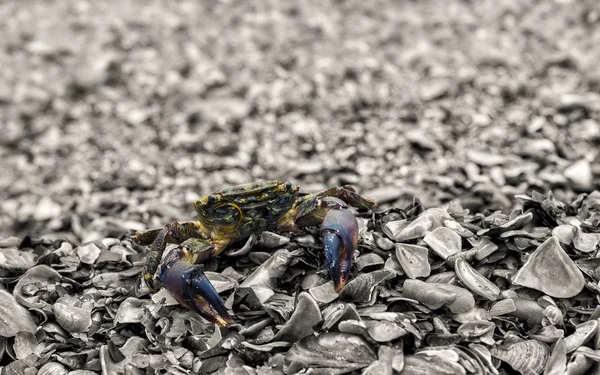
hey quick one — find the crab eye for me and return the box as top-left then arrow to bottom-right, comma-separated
285,182 -> 292,190
208,195 -> 217,204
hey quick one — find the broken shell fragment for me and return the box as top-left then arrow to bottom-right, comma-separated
13,331 -> 39,360
457,321 -> 495,345
403,279 -> 475,313
285,332 -> 376,373
272,292 -> 321,342
0,290 -> 37,337
552,225 -> 575,245
402,279 -> 456,310
365,320 -> 407,342
423,227 -> 462,260
76,242 -> 102,264
491,339 -> 550,375
257,231 -> 290,248
38,362 -> 68,375
321,303 -> 360,331
114,297 -> 153,324
54,296 -> 93,333
13,265 -> 63,309
395,208 -> 452,241
400,353 -> 467,375
309,281 -> 339,304
563,320 -> 598,353
340,269 -> 394,303
512,237 -> 585,298
356,253 -> 385,272
454,258 -> 500,301
395,244 -> 431,279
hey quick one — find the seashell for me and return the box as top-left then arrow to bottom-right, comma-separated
151,288 -> 179,306
542,305 -> 563,326
54,296 -> 93,333
257,231 -> 290,248
395,244 -> 430,279
337,319 -> 370,339
401,353 -> 467,375
572,226 -> 600,253
13,265 -> 63,309
0,246 -> 37,270
205,271 -> 238,293
321,303 -> 360,331
356,253 -> 385,272
285,332 -> 377,373
528,325 -> 564,344
114,297 -> 152,324
454,258 -> 500,301
308,281 -> 339,304
469,237 -> 499,261
563,320 -> 598,353
423,227 -> 461,260
489,299 -> 517,317
76,242 -> 102,264
512,237 -> 585,298
402,279 -> 456,310
395,208 -> 452,242
479,211 -> 534,237
468,343 -> 498,375
248,251 -> 273,264
543,338 -> 566,375
552,225 -> 575,245
0,236 -> 20,247
0,290 -> 37,337
425,271 -> 456,284
449,308 -> 490,323
340,269 -> 395,303
240,249 -> 295,289
373,232 -> 395,250
38,362 -> 68,375
225,233 -> 258,257
382,220 -> 409,241
365,320 -> 407,342
505,298 -> 546,327
13,331 -> 39,360
363,345 -> 403,375
272,292 -> 322,342
384,253 -> 405,275
241,341 -> 292,352
457,321 -> 495,345
491,339 -> 550,375
563,352 -> 595,375
443,219 -> 474,237
403,279 -> 475,314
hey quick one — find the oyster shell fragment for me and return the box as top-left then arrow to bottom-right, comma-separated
285,332 -> 376,373
512,237 -> 585,298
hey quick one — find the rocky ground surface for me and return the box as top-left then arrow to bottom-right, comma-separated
1,0 -> 600,374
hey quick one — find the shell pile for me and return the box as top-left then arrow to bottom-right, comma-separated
1,190 -> 600,375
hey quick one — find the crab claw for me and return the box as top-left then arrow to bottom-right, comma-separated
161,260 -> 235,327
321,208 -> 359,292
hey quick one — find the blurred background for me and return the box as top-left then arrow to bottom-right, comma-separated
1,0 -> 599,242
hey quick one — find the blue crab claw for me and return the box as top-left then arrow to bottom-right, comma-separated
321,208 -> 359,292
161,260 -> 235,327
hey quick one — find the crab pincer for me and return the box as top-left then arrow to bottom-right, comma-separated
321,207 -> 360,292
160,256 -> 235,327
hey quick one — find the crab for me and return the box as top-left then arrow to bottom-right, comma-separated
135,181 -> 376,327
